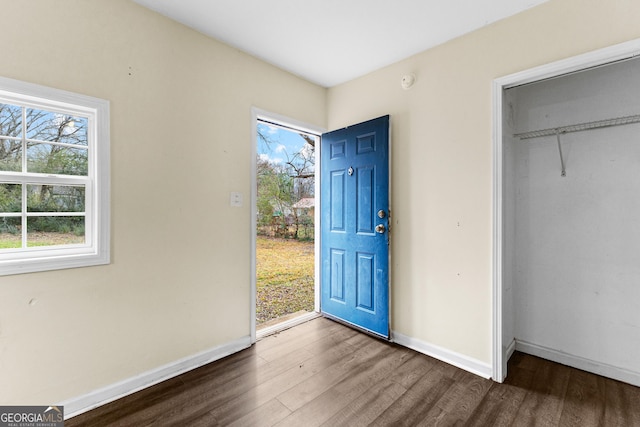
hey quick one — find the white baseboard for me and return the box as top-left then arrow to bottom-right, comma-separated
515,339 -> 640,387
61,336 -> 252,419
391,331 -> 492,379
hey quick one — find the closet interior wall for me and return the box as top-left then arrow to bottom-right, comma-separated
504,58 -> 640,385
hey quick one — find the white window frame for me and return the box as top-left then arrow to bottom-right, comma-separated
0,76 -> 110,276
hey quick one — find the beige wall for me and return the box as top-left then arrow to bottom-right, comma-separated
327,0 -> 640,364
0,0 -> 326,404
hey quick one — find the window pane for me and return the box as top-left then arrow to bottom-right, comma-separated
0,138 -> 22,171
0,217 -> 21,249
27,184 -> 85,213
27,143 -> 88,175
0,183 -> 22,213
26,108 -> 88,146
0,103 -> 22,137
27,216 -> 85,247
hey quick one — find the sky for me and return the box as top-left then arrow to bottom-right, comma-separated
257,122 -> 315,169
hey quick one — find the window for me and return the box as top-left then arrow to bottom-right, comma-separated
0,76 -> 109,275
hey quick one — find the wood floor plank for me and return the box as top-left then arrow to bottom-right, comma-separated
256,317 -> 340,357
187,349 -> 266,382
298,322 -> 360,356
503,363 -> 537,389
386,353 -> 438,389
66,322 -> 640,427
321,353 -> 439,426
226,398 -> 291,427
464,382 -> 529,427
465,361 -> 536,427
511,355 -> 571,426
370,367 -> 454,426
603,376 -> 640,427
275,338 -> 391,412
65,375 -> 188,426
181,411 -> 221,427
320,379 -> 407,427
415,370 -> 494,426
132,346 -> 316,426
508,350 -> 540,373
207,333 -> 365,425
274,343 -> 413,427
71,350 -> 268,427
558,368 -> 606,426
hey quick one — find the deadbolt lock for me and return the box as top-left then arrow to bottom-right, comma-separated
377,210 -> 386,219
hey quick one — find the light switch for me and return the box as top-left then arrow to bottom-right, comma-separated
230,191 -> 243,207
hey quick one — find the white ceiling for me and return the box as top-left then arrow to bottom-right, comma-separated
133,0 -> 548,88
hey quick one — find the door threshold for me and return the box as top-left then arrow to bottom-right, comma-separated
256,311 -> 321,340
322,313 -> 390,341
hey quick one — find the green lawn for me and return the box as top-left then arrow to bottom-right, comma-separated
0,232 -> 84,248
256,236 -> 314,324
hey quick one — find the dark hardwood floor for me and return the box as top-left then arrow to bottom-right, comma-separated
67,317 -> 640,426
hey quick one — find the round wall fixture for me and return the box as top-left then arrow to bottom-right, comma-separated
401,73 -> 416,90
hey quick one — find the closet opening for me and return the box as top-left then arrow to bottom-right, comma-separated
493,41 -> 640,386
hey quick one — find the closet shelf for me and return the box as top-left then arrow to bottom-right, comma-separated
514,114 -> 640,140
514,113 -> 640,178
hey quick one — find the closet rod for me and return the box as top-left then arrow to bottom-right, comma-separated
514,114 -> 640,140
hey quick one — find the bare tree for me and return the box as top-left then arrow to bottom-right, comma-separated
256,123 -> 316,239
1,103 -> 87,236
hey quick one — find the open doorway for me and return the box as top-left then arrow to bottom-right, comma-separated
251,109 -> 323,340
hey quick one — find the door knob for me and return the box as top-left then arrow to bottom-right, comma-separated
375,224 -> 386,234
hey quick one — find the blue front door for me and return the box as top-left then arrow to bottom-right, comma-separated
320,115 -> 390,338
